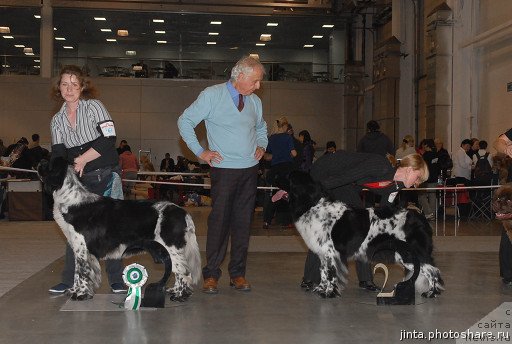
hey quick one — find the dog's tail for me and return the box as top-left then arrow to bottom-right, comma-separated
184,214 -> 202,285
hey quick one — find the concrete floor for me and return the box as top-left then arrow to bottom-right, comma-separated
0,210 -> 511,344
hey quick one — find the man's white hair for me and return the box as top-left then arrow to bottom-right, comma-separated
230,56 -> 264,81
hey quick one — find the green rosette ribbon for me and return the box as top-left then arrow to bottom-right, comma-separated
122,263 -> 148,310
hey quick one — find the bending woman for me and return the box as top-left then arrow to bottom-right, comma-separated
302,151 -> 429,291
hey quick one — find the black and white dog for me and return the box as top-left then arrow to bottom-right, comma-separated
38,158 -> 201,301
284,171 -> 444,299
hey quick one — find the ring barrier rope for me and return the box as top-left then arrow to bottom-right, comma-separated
1,164 -> 500,236
0,166 -> 38,174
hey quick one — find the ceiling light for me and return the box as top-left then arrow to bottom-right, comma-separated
23,47 -> 33,53
117,29 -> 129,37
34,59 -> 40,62
55,37 -> 66,41
260,34 -> 272,42
54,27 -> 57,31
63,46 -> 74,49
153,19 -> 164,23
207,41 -> 216,45
229,47 -> 239,50
25,52 -> 34,55
125,50 -> 137,56
34,15 -> 41,19
101,29 -> 112,32
322,24 -> 334,28
210,21 -> 222,25
34,65 -> 40,68
155,30 -> 166,34
133,65 -> 142,71
312,35 -> 323,39
157,40 -> 167,44
1,64 -> 10,68
0,27 -> 10,34
256,43 -> 265,46
267,23 -> 278,27
3,35 -> 14,39
14,44 -> 25,48
304,44 -> 314,48
94,17 -> 107,21
208,32 -> 219,36
106,38 -> 117,42
249,54 -> 259,60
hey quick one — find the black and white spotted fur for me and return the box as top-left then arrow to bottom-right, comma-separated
38,158 -> 201,301
287,171 -> 444,299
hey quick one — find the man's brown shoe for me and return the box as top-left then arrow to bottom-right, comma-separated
202,277 -> 219,294
230,276 -> 251,291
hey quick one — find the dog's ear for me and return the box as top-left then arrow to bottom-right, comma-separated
39,157 -> 70,193
37,159 -> 51,178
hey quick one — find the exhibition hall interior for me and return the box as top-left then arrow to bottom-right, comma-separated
1,0 -> 512,343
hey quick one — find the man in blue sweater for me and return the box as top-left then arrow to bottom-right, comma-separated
178,56 -> 268,294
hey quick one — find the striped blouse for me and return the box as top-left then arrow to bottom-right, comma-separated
50,99 -> 112,148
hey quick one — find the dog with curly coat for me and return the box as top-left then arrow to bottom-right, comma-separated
38,158 -> 201,301
284,170 -> 444,299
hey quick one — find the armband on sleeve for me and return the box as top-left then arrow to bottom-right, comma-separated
97,120 -> 117,138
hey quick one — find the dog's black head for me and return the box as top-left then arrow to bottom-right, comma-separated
37,157 -> 70,194
283,170 -> 324,220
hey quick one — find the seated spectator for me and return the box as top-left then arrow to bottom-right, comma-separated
324,141 -> 336,155
160,153 -> 175,172
396,135 -> 416,159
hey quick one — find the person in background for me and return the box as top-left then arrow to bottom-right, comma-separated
417,139 -> 440,220
434,138 -> 453,179
48,64 -> 126,295
471,140 -> 493,184
4,137 -> 32,172
263,116 -> 297,229
287,124 -> 302,171
395,135 -> 416,159
302,152 -> 429,292
451,139 -> 473,183
178,56 -> 267,294
468,137 -> 480,159
324,141 -> 336,155
116,140 -> 127,155
160,153 -> 175,172
298,130 -> 314,172
28,133 -> 49,169
163,61 -> 179,79
493,129 -> 512,287
0,139 -> 7,157
118,145 -> 139,197
357,120 -> 394,157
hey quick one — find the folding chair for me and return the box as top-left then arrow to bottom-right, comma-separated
468,181 -> 495,221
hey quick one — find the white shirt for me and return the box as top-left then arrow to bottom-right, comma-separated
452,147 -> 472,179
